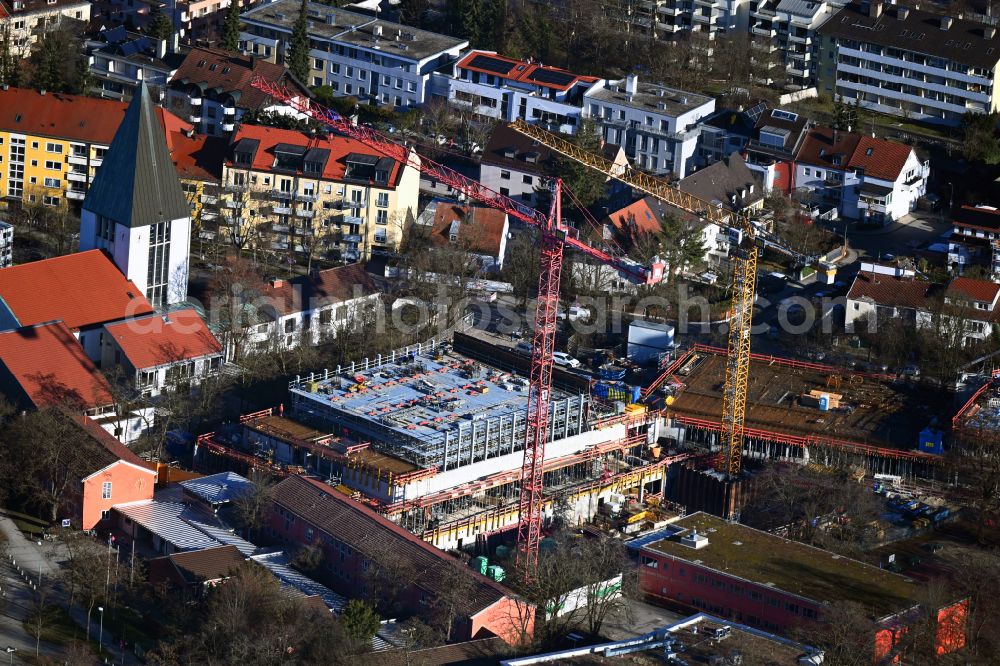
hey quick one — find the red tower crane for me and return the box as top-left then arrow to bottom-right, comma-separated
250,76 -> 666,576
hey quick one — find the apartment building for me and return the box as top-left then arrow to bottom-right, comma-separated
0,0 -> 90,58
445,50 -> 600,134
219,124 -> 419,262
239,0 -> 467,108
604,0 -> 749,44
167,47 -> 308,136
0,221 -> 11,268
748,0 -> 847,88
818,2 -> 1000,125
583,75 -> 714,177
0,87 -> 187,209
87,28 -> 186,101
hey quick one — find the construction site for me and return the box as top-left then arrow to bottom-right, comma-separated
660,345 -> 952,480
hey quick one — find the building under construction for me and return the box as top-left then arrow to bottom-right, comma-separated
660,345 -> 953,481
201,337 -> 676,551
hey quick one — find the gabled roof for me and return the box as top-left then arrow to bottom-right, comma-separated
170,47 -> 308,111
227,124 -> 406,186
946,276 -> 1000,305
0,250 -> 154,330
678,153 -> 763,212
0,0 -> 87,16
0,322 -> 114,410
180,471 -> 253,505
83,82 -> 191,228
795,127 -> 862,170
0,87 -> 186,145
846,270 -> 933,309
429,203 -> 508,256
954,205 -> 1000,232
168,131 -> 226,184
103,308 -> 222,370
481,123 -> 557,174
257,264 -> 379,318
270,475 -> 513,619
848,135 -> 913,181
157,545 -> 246,585
606,195 -> 701,237
74,413 -> 150,471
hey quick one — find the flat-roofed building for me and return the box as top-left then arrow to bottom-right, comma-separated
239,0 -> 467,108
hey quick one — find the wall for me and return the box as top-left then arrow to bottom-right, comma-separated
81,461 -> 155,529
470,596 -> 536,645
479,162 -> 542,208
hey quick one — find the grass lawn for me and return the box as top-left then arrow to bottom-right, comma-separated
22,605 -> 83,646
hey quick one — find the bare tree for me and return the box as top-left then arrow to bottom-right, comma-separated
231,472 -> 276,542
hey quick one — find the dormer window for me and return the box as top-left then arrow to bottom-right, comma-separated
524,152 -> 539,164
503,148 -> 516,159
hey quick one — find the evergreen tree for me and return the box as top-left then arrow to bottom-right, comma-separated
558,117 -> 607,209
287,0 -> 310,83
30,31 -> 68,92
221,0 -> 242,52
146,4 -> 174,43
342,599 -> 381,645
0,25 -> 21,88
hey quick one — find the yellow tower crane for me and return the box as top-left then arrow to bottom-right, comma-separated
509,120 -> 756,477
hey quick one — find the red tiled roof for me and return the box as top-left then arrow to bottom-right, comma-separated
0,87 -> 188,145
228,124 -> 406,186
846,270 -> 932,310
0,250 -> 154,330
456,50 -> 598,92
954,205 -> 1000,233
0,322 -> 113,410
170,47 -> 308,111
429,204 -> 507,256
160,545 -> 246,584
258,263 -> 379,318
946,276 -> 1000,304
795,127 -> 862,171
271,475 -> 513,619
103,308 -> 222,370
848,135 -> 912,182
168,131 -> 226,183
607,198 -> 662,235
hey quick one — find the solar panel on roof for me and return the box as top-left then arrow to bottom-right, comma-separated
745,101 -> 768,123
103,26 -> 126,43
527,69 -> 575,87
468,54 -> 516,75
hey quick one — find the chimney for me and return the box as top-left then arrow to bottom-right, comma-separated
625,73 -> 638,95
374,24 -> 382,37
272,278 -> 284,288
156,37 -> 167,59
940,16 -> 953,29
40,89 -> 46,96
897,6 -> 909,18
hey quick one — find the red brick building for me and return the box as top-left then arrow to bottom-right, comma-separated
266,474 -> 534,645
638,513 -> 967,663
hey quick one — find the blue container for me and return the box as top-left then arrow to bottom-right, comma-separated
819,395 -> 830,411
630,385 -> 642,403
919,427 -> 944,455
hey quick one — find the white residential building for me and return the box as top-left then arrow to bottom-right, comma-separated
818,3 -> 1000,126
245,264 -> 382,354
792,127 -> 928,224
583,75 -> 715,177
0,221 -> 12,269
239,0 -> 468,108
605,0 -> 750,44
748,0 -> 847,89
443,50 -> 600,134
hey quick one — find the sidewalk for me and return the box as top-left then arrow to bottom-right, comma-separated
0,514 -> 132,664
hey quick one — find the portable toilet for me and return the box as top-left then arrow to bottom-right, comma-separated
919,427 -> 944,455
487,565 -> 506,582
470,556 -> 489,575
495,544 -> 511,560
819,395 -> 830,411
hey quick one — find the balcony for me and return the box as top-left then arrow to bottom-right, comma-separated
272,205 -> 293,215
66,170 -> 88,182
190,96 -> 202,106
343,233 -> 363,244
222,122 -> 235,132
224,199 -> 241,209
272,224 -> 290,233
342,250 -> 360,262
67,154 -> 88,166
341,214 -> 364,226
223,105 -> 236,116
751,26 -> 776,37
295,192 -> 318,202
200,194 -> 218,204
189,113 -> 202,123
337,198 -> 366,209
788,33 -> 811,45
294,208 -> 316,218
272,241 -> 289,250
66,189 -> 86,200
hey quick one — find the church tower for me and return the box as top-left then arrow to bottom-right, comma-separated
81,82 -> 191,308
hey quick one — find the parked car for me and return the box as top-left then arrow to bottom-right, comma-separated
558,305 -> 590,322
514,342 -> 533,355
552,352 -> 581,368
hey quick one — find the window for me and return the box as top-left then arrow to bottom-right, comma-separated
376,209 -> 388,225
346,66 -> 354,77
102,482 -> 112,499
31,141 -> 38,149
376,192 -> 389,207
500,187 -> 509,197
319,309 -> 332,325
284,318 -> 296,333
394,78 -> 402,89
43,177 -> 60,188
500,170 -> 511,180
43,195 -> 59,206
359,69 -> 367,80
804,168 -> 812,176
45,143 -> 62,153
345,84 -> 353,95
407,81 -> 416,93
314,57 -> 323,70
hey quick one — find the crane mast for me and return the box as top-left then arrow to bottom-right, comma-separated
508,120 -> 754,478
250,77 -> 665,577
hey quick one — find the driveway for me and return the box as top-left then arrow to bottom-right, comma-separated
839,212 -> 950,260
